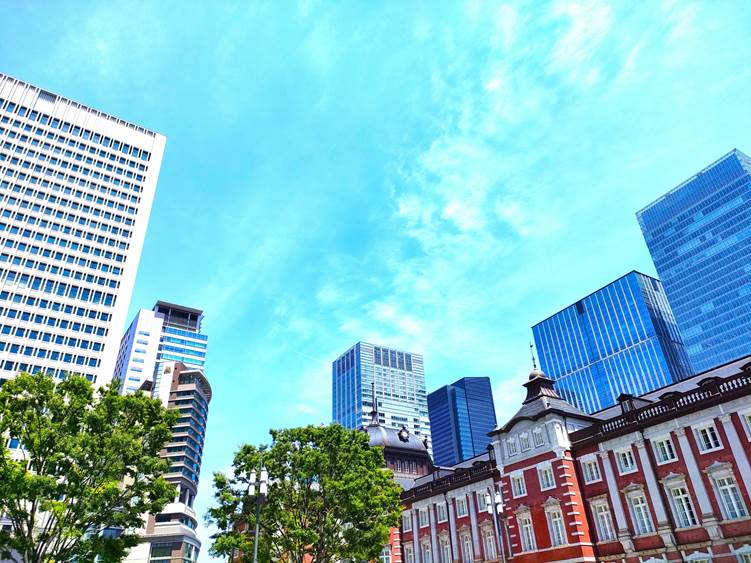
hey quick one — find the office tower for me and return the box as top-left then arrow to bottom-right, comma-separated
113,302 -> 207,393
332,341 -> 431,449
637,149 -> 751,373
124,361 -> 211,563
427,376 -> 497,467
532,271 -> 692,413
0,74 -> 165,385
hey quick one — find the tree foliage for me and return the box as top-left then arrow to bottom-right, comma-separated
0,372 -> 178,563
207,424 -> 403,563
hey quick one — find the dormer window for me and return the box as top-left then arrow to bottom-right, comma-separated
520,433 -> 530,451
506,438 -> 518,456
532,428 -> 544,447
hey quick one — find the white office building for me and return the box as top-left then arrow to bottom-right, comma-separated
0,73 -> 165,385
332,341 -> 431,451
113,301 -> 207,393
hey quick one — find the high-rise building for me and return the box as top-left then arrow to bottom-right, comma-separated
124,361 -> 211,563
532,271 -> 692,413
113,301 -> 207,393
114,302 -> 209,563
332,341 -> 431,449
428,376 -> 497,467
637,149 -> 751,373
0,74 -> 165,385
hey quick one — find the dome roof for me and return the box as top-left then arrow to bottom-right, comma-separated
363,424 -> 429,453
528,367 -> 546,380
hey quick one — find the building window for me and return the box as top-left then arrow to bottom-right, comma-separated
616,448 -> 637,474
436,502 -> 448,522
519,432 -> 530,451
404,545 -> 414,563
741,412 -> 751,440
456,496 -> 468,517
592,501 -> 616,541
380,546 -> 392,563
695,423 -> 722,452
149,544 -> 173,563
422,542 -> 432,563
440,538 -> 451,563
477,491 -> 488,512
461,534 -> 473,563
419,508 -> 429,528
511,474 -> 526,498
667,485 -> 698,528
483,528 -> 496,560
652,437 -> 677,464
538,464 -> 555,490
518,513 -> 536,552
628,494 -> 654,535
714,474 -> 748,520
546,507 -> 567,546
533,427 -> 545,447
582,458 -> 601,483
738,553 -> 751,563
506,438 -> 518,456
402,512 -> 412,532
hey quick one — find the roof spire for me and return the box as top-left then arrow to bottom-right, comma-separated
368,380 -> 379,427
530,342 -> 538,370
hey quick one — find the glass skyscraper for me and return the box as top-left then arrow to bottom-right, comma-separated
427,376 -> 497,467
637,149 -> 751,373
0,73 -> 165,386
332,341 -> 431,449
532,271 -> 692,413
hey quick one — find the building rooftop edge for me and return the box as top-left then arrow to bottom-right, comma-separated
0,72 -> 165,139
531,269 -> 659,329
635,148 -> 746,217
153,301 -> 204,316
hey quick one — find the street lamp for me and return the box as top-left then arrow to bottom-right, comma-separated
485,445 -> 507,563
248,466 -> 268,563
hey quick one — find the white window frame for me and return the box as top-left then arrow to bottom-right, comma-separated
665,483 -> 698,528
591,499 -> 616,542
482,527 -> 496,560
440,538 -> 451,563
694,422 -> 722,453
652,436 -> 677,464
538,463 -> 555,491
581,457 -> 601,484
402,511 -> 412,532
404,544 -> 414,563
511,473 -> 527,498
616,448 -> 637,475
455,495 -> 468,518
519,432 -> 531,452
533,427 -> 545,447
517,511 -> 536,552
707,465 -> 749,521
506,437 -> 518,457
740,410 -> 751,441
546,505 -> 567,546
419,507 -> 430,528
421,540 -> 432,563
627,492 -> 655,536
461,533 -> 473,563
477,490 -> 488,512
436,502 -> 448,523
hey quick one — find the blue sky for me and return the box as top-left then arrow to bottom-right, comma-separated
3,0 -> 750,558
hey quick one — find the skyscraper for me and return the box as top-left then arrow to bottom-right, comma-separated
532,271 -> 692,413
427,376 -> 497,467
113,301 -> 207,393
637,149 -> 751,373
114,303 -> 209,563
0,74 -> 165,385
332,341 -> 431,449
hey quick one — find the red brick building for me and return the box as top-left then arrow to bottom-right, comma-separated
396,356 -> 751,563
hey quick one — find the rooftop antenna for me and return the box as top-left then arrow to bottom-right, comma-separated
530,342 -> 538,370
369,380 -> 379,426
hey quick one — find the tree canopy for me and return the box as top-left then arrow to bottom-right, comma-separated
0,372 -> 178,563
207,424 -> 403,563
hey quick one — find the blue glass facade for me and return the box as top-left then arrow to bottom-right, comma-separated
332,342 -> 431,446
427,377 -> 497,467
637,149 -> 751,373
532,271 -> 692,413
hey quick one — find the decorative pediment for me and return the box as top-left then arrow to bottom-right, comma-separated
658,472 -> 686,485
514,504 -> 530,515
542,496 -> 561,509
458,523 -> 471,533
703,460 -> 733,476
621,482 -> 645,494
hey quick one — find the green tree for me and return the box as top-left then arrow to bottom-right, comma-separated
0,372 -> 178,563
207,424 -> 403,563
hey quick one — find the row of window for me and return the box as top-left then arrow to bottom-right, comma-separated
0,98 -> 151,166
515,503 -> 568,552
0,270 -> 116,306
2,139 -> 141,205
163,326 -> 208,341
1,250 -> 120,287
0,290 -> 111,327
505,426 -> 546,456
0,324 -> 102,351
0,340 -> 100,367
1,178 -> 134,239
0,360 -> 96,381
403,527 -> 497,563
509,463 -> 556,498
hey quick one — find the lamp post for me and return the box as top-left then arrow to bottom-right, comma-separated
485,445 -> 507,563
248,466 -> 268,563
